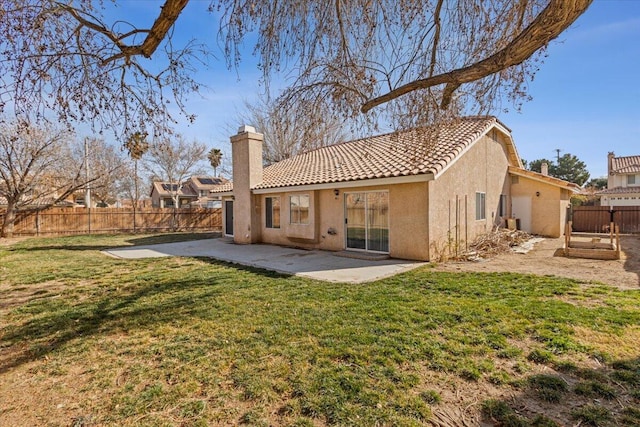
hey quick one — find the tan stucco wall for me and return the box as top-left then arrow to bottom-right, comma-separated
231,130 -> 263,243
258,182 -> 430,260
427,132 -> 512,257
511,176 -> 569,237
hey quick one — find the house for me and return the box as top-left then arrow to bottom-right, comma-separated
150,177 -> 232,208
150,182 -> 197,208
183,176 -> 232,208
222,117 -> 580,261
598,152 -> 640,207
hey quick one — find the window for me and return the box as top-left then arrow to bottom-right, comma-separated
628,175 -> 637,185
290,194 -> 310,224
475,192 -> 486,220
498,194 -> 507,217
266,197 -> 281,228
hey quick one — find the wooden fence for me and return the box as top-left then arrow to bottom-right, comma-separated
571,206 -> 640,234
0,207 -> 222,236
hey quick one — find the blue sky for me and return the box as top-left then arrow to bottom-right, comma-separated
107,0 -> 640,179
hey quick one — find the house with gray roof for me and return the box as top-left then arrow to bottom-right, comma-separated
224,117 -> 579,261
598,152 -> 640,207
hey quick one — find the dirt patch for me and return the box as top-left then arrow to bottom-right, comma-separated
434,235 -> 640,290
0,236 -> 31,246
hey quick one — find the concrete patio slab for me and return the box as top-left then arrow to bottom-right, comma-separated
103,238 -> 424,283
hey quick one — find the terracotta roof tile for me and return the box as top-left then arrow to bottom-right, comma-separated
597,186 -> 640,195
208,181 -> 234,193
255,116 -> 502,190
611,155 -> 640,174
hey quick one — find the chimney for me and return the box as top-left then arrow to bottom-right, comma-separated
541,162 -> 549,176
607,151 -> 615,188
231,125 -> 264,244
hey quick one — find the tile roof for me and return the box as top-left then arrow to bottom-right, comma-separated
255,116 -> 509,190
187,176 -> 231,190
151,181 -> 197,198
508,166 -> 582,192
208,181 -> 234,193
611,155 -> 640,174
597,186 -> 640,195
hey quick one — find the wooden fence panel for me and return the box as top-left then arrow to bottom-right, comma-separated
572,206 -> 640,233
0,207 -> 221,236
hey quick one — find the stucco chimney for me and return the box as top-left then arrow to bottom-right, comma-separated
541,162 -> 549,176
231,125 -> 264,244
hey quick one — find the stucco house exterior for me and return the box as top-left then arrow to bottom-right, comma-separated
222,117 -> 579,261
598,152 -> 640,207
150,176 -> 232,208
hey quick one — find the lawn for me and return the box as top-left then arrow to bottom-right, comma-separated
1,234 -> 639,426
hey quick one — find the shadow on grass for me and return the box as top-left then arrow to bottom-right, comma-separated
621,236 -> 640,287
481,356 -> 640,426
0,266 -> 233,374
5,232 -> 221,253
194,256 -> 292,280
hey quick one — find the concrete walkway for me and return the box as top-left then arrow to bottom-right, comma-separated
103,238 -> 424,283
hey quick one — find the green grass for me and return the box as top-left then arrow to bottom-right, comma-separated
1,234 -> 639,426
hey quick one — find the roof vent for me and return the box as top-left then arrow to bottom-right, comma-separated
237,125 -> 256,134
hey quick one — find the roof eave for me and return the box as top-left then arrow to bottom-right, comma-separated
250,173 -> 435,194
508,166 -> 580,192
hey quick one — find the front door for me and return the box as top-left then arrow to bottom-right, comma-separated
224,200 -> 234,236
345,191 -> 389,253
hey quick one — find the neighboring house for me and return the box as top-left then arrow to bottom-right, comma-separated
150,177 -> 232,208
223,117 -> 580,261
598,152 -> 640,207
150,182 -> 197,208
183,176 -> 232,208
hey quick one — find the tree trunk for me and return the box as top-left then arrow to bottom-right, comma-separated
1,200 -> 17,238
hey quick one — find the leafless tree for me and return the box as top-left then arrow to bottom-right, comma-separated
0,121 -> 103,237
143,135 -> 208,208
0,0 -> 206,138
236,0 -> 592,129
1,0 -> 592,136
77,139 -> 129,206
236,97 -> 349,164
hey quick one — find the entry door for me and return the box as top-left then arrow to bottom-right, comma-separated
512,196 -> 531,233
345,191 -> 389,252
224,200 -> 234,236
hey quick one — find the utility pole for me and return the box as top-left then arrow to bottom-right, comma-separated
84,137 -> 91,207
84,137 -> 91,234
555,148 -> 561,163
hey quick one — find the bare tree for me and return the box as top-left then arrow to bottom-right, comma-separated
0,0 -> 206,138
236,97 -> 349,164
0,121 -> 98,237
78,139 -> 129,206
1,1 -> 591,135
144,136 -> 208,208
207,148 -> 223,176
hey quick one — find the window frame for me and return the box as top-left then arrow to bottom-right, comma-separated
475,192 -> 486,220
289,194 -> 310,225
265,196 -> 281,229
628,175 -> 636,185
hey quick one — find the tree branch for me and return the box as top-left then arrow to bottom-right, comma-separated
59,0 -> 189,64
361,0 -> 592,113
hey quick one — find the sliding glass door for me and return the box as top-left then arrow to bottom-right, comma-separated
345,191 -> 389,253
